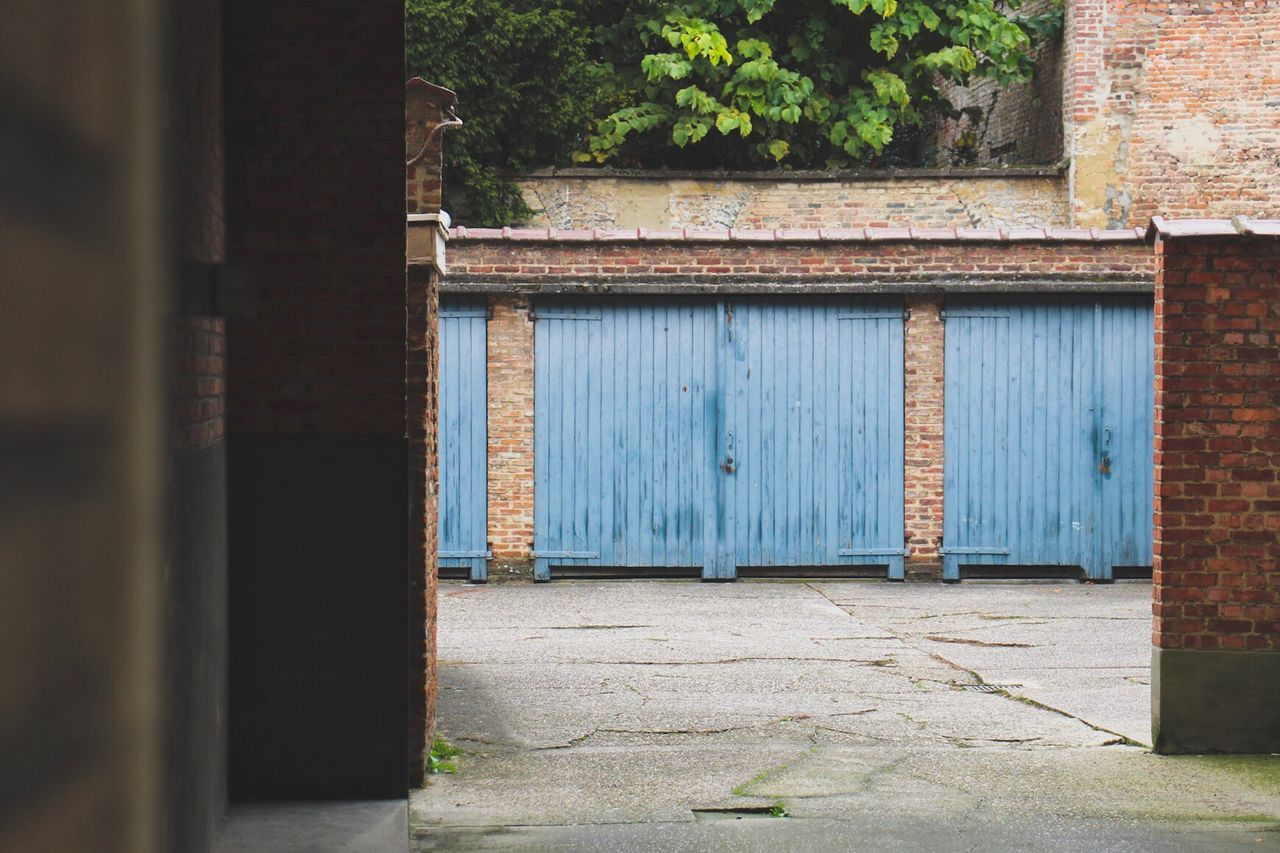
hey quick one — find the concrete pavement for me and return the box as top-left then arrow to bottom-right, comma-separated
411,580 -> 1280,851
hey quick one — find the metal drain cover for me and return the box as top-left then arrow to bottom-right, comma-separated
960,683 -> 1020,693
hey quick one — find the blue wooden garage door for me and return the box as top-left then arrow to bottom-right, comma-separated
942,294 -> 1154,581
533,296 -> 905,581
438,296 -> 489,582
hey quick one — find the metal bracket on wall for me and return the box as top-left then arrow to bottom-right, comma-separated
837,547 -> 911,556
837,309 -> 910,320
938,310 -> 1010,322
532,311 -> 602,321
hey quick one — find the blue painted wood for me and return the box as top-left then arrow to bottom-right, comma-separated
438,296 -> 489,582
725,297 -> 906,578
942,295 -> 1154,580
534,296 -> 906,579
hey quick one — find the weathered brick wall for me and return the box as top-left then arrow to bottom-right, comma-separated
448,227 -> 1152,286
225,7 -> 407,437
486,296 -> 537,573
406,79 -> 456,215
903,296 -> 945,574
407,264 -> 440,780
171,318 -> 226,454
165,0 -> 228,842
1152,232 -> 1280,652
1066,0 -> 1280,228
405,80 -> 455,782
509,171 -> 1068,231
933,0 -> 1064,167
171,0 -> 225,266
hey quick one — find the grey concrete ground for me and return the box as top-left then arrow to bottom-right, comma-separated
412,580 -> 1280,852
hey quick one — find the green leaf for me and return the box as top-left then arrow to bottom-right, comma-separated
716,113 -> 741,133
738,0 -> 778,24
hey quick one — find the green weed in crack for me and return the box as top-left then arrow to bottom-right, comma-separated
428,736 -> 463,774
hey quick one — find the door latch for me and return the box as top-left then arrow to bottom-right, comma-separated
1098,455 -> 1111,476
721,456 -> 736,474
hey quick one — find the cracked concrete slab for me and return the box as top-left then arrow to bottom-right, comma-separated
412,580 -> 1280,851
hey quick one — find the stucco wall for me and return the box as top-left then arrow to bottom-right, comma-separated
508,169 -> 1069,231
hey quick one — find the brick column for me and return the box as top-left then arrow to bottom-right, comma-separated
405,78 -> 456,783
407,261 -> 440,784
487,295 -> 537,577
1063,0 -> 1106,228
904,295 -> 946,578
1150,220 -> 1280,753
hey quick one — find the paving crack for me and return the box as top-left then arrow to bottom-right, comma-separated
919,640 -> 1147,747
546,624 -> 654,630
925,635 -> 1038,649
996,691 -> 1146,747
531,727 -> 602,750
559,656 -> 902,666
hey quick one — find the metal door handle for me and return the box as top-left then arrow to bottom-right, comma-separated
1103,427 -> 1112,449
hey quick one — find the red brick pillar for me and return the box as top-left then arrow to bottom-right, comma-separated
904,295 -> 946,577
1149,218 -> 1280,753
405,78 -> 457,783
487,296 -> 537,578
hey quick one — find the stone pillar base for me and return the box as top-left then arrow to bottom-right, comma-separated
1152,647 -> 1280,754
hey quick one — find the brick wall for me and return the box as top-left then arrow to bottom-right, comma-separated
165,0 -> 228,841
225,3 -> 407,438
407,264 -> 440,781
1066,0 -> 1280,228
405,80 -> 455,782
171,0 -> 225,265
509,170 -> 1067,231
903,296 -> 945,574
448,228 -> 1152,287
1152,230 -> 1280,652
933,0 -> 1064,167
406,79 -> 457,215
486,296 -> 536,572
171,318 -> 226,454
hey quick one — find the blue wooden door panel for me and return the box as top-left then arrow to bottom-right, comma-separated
726,298 -> 905,577
942,295 -> 1153,580
534,296 -> 905,580
438,296 -> 489,581
534,297 -> 715,580
1099,295 -> 1156,569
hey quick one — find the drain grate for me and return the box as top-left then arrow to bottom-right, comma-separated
960,683 -> 1020,693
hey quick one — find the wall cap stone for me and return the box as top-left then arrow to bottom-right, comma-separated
440,274 -> 1154,295
510,165 -> 1065,182
1146,216 -> 1280,242
449,225 -> 1145,244
407,214 -> 450,275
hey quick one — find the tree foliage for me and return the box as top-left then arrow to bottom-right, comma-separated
406,0 -> 616,223
583,0 -> 1053,169
406,0 -> 1061,223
